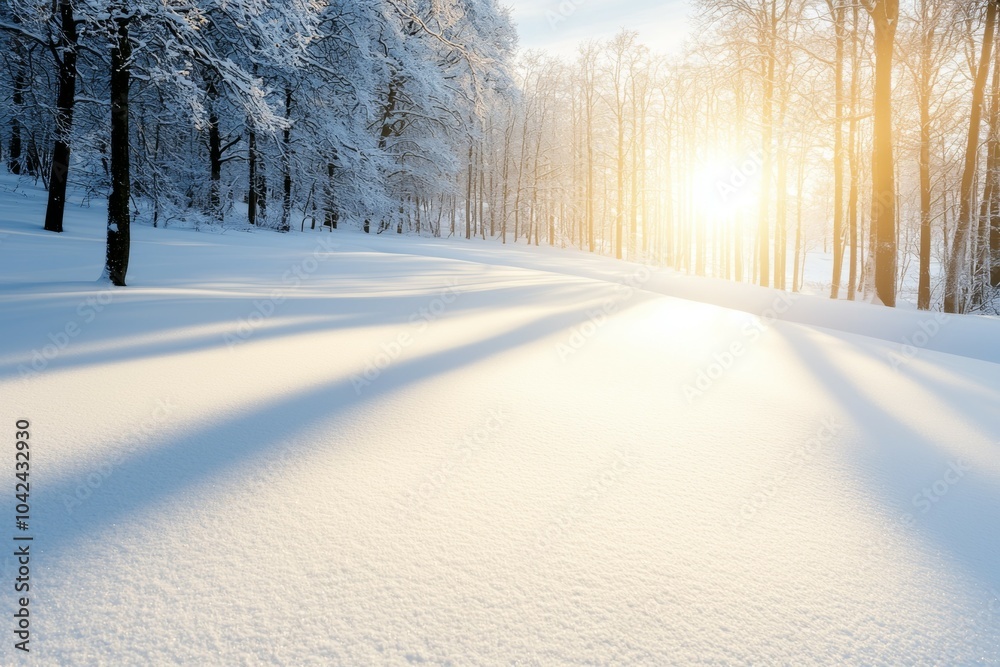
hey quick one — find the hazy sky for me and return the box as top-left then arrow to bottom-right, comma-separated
506,0 -> 692,56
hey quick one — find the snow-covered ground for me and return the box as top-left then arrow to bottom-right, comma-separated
1,176 -> 999,665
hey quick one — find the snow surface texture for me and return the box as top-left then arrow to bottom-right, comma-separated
1,178 -> 999,665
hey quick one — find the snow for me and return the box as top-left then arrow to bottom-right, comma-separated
1,176 -> 999,664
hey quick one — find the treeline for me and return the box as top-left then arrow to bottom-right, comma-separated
0,0 -> 515,284
4,1 -> 1000,314
468,0 -> 998,313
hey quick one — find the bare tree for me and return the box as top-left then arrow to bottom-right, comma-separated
945,0 -> 997,313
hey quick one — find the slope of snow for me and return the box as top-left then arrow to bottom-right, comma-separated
1,177 -> 998,665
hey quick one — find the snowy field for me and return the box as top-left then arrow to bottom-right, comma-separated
1,177 -> 999,665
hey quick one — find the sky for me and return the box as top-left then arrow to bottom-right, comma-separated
506,0 -> 693,57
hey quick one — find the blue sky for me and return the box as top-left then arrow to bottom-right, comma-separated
506,0 -> 692,56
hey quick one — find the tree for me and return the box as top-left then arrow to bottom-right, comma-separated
945,0 -> 997,313
43,0 -> 79,234
912,0 -> 943,309
603,31 -> 640,261
828,0 -> 847,298
862,0 -> 900,307
103,6 -> 131,286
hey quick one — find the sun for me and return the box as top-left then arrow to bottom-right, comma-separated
691,151 -> 763,221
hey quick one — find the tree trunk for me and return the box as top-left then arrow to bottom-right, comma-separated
466,143 -> 473,239
207,79 -> 223,220
990,9 -> 1000,290
479,141 -> 486,240
847,2 -> 861,300
7,15 -> 26,175
630,87 -> 639,257
378,80 -> 399,150
916,0 -> 934,310
43,0 -> 79,234
280,86 -> 292,233
104,12 -> 131,287
616,112 -> 625,260
248,128 -> 258,225
731,82 -> 742,281
794,147 -> 806,291
325,160 -> 338,229
758,3 -> 777,288
945,0 -> 996,313
587,96 -> 595,253
488,129 -> 496,238
829,0 -> 846,298
775,82 -> 789,290
869,0 -> 899,307
975,14 -> 1000,308
501,117 -> 511,244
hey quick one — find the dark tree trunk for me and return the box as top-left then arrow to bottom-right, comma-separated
378,81 -> 399,150
24,137 -> 41,177
104,12 -> 131,287
248,128 -> 258,225
258,153 -> 267,222
247,65 -> 262,225
43,0 -> 80,234
8,39 -> 25,175
8,118 -> 22,174
280,86 -> 292,233
207,80 -> 223,220
325,161 -> 338,229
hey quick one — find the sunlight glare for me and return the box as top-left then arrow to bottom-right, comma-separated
692,151 -> 763,222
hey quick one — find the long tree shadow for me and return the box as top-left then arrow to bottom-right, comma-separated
891,352 -> 1000,442
795,328 -> 1000,443
360,235 -> 1000,364
0,280 -> 600,382
774,323 -> 1000,592
28,293 -> 647,567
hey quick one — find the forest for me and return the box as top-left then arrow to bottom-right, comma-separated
2,0 -> 999,313
2,3 -> 1000,663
